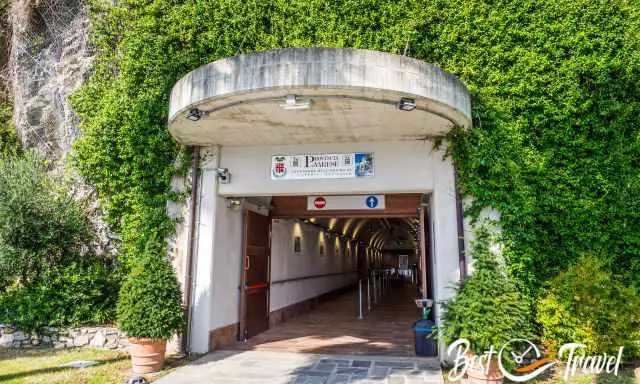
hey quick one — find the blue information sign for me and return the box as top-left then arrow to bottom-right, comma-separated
366,195 -> 379,208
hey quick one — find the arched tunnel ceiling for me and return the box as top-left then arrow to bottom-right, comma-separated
309,217 -> 419,249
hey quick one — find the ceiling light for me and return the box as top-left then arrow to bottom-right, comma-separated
225,197 -> 242,210
397,97 -> 417,111
280,94 -> 312,110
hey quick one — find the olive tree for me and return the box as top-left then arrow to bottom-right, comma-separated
0,151 -> 93,290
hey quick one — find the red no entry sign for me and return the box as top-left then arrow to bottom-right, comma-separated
314,197 -> 327,209
306,195 -> 386,211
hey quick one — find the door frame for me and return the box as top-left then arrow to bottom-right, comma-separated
271,193 -> 422,218
238,208 -> 272,341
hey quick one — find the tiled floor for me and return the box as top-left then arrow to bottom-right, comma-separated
237,280 -> 426,356
156,350 -> 443,384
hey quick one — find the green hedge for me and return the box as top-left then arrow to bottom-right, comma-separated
73,0 -> 640,298
0,262 -> 119,331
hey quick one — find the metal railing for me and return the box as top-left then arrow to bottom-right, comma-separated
357,269 -> 402,319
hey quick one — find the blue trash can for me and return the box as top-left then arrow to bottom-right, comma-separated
413,319 -> 436,357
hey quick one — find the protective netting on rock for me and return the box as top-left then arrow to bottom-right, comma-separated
8,0 -> 92,162
6,0 -> 117,257
0,0 -> 11,101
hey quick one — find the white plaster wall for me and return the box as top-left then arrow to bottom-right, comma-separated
190,154 -> 269,354
210,198 -> 243,330
210,201 -> 269,330
461,200 -> 502,275
189,147 -> 221,353
428,150 -> 464,359
270,219 -> 358,311
219,141 -> 436,196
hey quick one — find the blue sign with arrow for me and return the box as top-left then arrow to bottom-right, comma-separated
366,195 -> 379,208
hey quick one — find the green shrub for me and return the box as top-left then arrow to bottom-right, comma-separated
0,151 -> 93,290
536,255 -> 640,358
440,225 -> 533,353
117,246 -> 185,340
0,151 -> 119,331
0,262 -> 119,331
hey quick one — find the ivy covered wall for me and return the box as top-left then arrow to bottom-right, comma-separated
72,0 -> 640,298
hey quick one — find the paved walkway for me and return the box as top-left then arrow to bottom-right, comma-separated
157,281 -> 441,383
239,281 -> 422,356
156,350 -> 443,384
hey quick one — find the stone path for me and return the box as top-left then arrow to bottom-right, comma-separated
156,350 -> 443,384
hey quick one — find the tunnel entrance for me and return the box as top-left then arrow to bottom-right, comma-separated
237,194 -> 435,356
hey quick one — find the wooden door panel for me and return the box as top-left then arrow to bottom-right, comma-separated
241,210 -> 271,340
245,289 -> 269,338
245,245 -> 268,284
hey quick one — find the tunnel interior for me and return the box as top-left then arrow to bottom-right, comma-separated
238,211 -> 434,356
303,216 -> 421,273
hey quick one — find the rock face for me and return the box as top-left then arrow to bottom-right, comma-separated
3,6 -> 186,354
9,0 -> 90,162
7,0 -> 116,255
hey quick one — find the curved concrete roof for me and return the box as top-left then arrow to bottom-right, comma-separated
169,48 -> 471,146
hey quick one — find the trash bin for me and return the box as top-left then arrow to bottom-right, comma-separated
413,318 -> 436,357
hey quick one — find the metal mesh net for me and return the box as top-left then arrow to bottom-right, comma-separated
7,0 -> 91,160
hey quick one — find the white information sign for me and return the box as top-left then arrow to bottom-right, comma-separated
271,153 -> 374,180
307,195 -> 386,211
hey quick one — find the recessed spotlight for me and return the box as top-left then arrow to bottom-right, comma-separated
186,108 -> 203,121
397,97 -> 417,111
280,94 -> 312,110
225,197 -> 242,210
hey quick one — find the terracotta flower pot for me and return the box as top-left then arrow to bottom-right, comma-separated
465,354 -> 504,384
128,338 -> 167,374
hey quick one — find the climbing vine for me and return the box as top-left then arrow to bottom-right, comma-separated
73,0 -> 640,299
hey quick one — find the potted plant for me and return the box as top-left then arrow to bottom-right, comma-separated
439,225 -> 533,384
117,249 -> 185,374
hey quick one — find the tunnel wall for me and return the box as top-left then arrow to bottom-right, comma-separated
270,218 -> 358,312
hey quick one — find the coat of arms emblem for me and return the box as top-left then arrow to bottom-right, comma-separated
272,156 -> 287,178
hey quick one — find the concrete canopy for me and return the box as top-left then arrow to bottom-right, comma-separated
168,48 -> 471,146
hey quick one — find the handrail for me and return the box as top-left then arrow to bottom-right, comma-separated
271,271 -> 357,285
